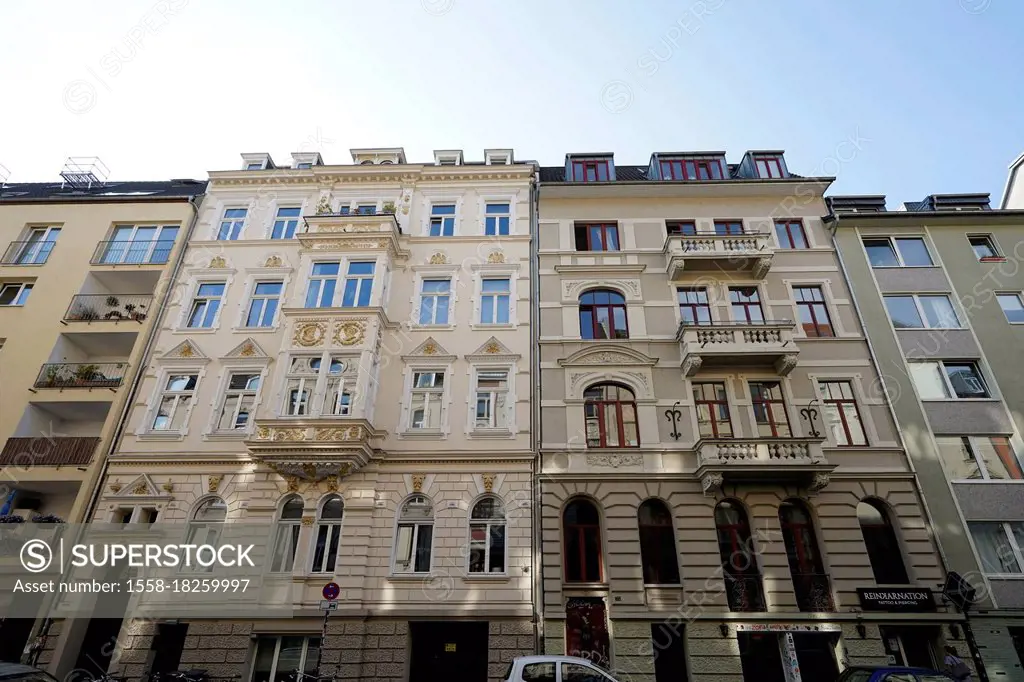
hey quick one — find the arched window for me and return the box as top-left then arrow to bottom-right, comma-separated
469,497 -> 506,574
714,500 -> 764,611
584,383 -> 639,448
579,290 -> 629,339
779,499 -> 833,611
311,495 -> 344,574
857,499 -> 909,584
270,496 -> 304,573
563,499 -> 602,582
187,496 -> 226,545
394,495 -> 433,574
638,500 -> 680,584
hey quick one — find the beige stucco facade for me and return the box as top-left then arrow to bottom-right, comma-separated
536,154 -> 959,682
41,151 -> 536,682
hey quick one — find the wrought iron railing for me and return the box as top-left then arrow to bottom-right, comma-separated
34,362 -> 127,389
91,239 -> 174,265
1,240 -> 57,265
0,436 -> 99,466
64,294 -> 154,322
723,573 -> 766,612
792,572 -> 835,612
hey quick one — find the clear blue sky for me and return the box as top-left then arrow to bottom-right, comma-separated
2,0 -> 1021,207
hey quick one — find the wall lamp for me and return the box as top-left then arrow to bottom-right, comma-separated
718,623 -> 729,638
856,623 -> 867,639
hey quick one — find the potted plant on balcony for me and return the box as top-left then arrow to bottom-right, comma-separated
129,302 -> 147,321
31,514 -> 65,524
73,305 -> 100,321
382,201 -> 396,214
105,295 -> 120,308
42,364 -> 62,387
74,364 -> 101,386
0,514 -> 25,523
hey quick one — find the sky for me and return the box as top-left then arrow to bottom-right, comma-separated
1,0 -> 1021,207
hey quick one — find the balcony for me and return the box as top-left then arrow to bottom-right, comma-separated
677,320 -> 799,376
245,417 -> 380,483
665,231 -> 773,280
33,363 -> 127,390
91,239 -> 174,266
64,294 -> 154,324
793,573 -> 835,612
298,212 -> 408,260
0,437 -> 100,467
723,574 -> 766,612
1,240 -> 56,266
696,437 -> 832,494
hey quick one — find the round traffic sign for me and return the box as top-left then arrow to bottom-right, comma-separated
322,582 -> 340,600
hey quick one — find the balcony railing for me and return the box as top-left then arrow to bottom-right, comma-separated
677,320 -> 799,376
91,239 -> 174,265
0,436 -> 100,466
793,573 -> 835,612
34,362 -> 127,389
1,240 -> 57,265
665,231 -> 774,278
724,573 -> 766,612
64,294 -> 154,322
696,438 -> 832,493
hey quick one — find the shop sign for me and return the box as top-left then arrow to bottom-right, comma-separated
857,587 -> 936,612
734,623 -> 842,633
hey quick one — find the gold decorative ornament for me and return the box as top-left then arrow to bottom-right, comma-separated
274,428 -> 306,441
239,342 -> 257,357
429,252 -> 448,265
208,475 -> 222,493
177,343 -> 195,358
286,476 -> 299,492
487,251 -> 505,264
209,256 -> 227,268
161,482 -> 174,493
301,516 -> 314,526
314,426 -> 363,442
325,475 -> 339,492
482,473 -> 496,493
334,320 -> 367,346
264,255 -> 283,267
316,195 -> 333,215
411,474 -> 425,493
422,342 -> 438,355
294,321 -> 327,347
255,425 -> 271,441
132,482 -> 148,495
109,481 -> 122,494
484,341 -> 501,354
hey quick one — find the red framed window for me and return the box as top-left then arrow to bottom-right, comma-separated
775,219 -> 808,249
579,289 -> 629,339
677,287 -> 712,325
754,155 -> 784,179
818,380 -> 867,446
693,382 -> 732,438
749,382 -> 791,437
563,499 -> 603,582
729,286 -> 765,323
574,223 -> 620,251
660,158 -> 725,180
714,500 -> 765,611
857,499 -> 910,584
794,286 -> 834,337
714,220 -> 745,236
667,221 -> 697,236
779,500 -> 825,575
638,500 -> 680,584
584,383 -> 639,448
571,159 -> 610,182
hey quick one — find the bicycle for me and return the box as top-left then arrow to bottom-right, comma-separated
287,669 -> 337,682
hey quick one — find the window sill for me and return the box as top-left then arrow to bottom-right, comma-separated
919,397 -> 998,403
469,429 -> 514,439
398,429 -> 447,440
233,326 -> 280,334
563,582 -> 610,590
411,323 -> 457,331
137,431 -> 186,442
203,431 -> 251,441
470,323 -> 516,331
173,327 -> 220,334
463,574 -> 511,583
386,574 -> 433,582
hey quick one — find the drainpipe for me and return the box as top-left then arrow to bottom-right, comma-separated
529,167 -> 543,653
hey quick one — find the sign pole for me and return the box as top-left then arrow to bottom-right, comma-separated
317,581 -> 341,679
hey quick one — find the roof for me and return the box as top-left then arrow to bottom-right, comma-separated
0,179 -> 207,203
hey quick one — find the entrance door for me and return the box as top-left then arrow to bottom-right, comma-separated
880,626 -> 938,669
409,621 -> 488,682
148,623 -> 189,677
738,633 -> 786,682
793,634 -> 839,681
565,598 -> 610,669
71,618 -> 125,681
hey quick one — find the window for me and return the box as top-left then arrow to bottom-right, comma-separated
729,286 -> 764,323
857,500 -> 910,584
295,162 -> 312,170
480,278 -> 511,324
485,202 -> 510,236
270,496 -> 304,573
863,237 -> 933,267
355,203 -> 377,215
216,372 -> 261,430
469,497 -> 506,574
282,355 -> 349,417
678,287 -> 711,325
14,226 -> 61,264
246,163 -> 263,171
969,522 -> 1024,575
750,382 -> 791,437
0,283 -> 32,306
99,225 -> 179,264
410,371 -> 445,429
321,356 -> 351,416
305,262 -> 339,308
342,262 -> 375,307
152,374 -> 198,430
579,289 -> 628,339
754,155 -> 784,179
909,361 -> 988,399
775,220 -> 808,249
935,436 -> 1024,480
270,206 -> 301,239
338,205 -> 351,215
794,286 -> 834,336
217,208 -> 246,240
693,382 -> 732,438
245,281 -> 282,328
883,294 -> 960,329
969,235 -> 1002,260
561,662 -> 615,682
818,380 -> 867,446
779,500 -> 832,612
715,500 -> 764,611
714,220 -> 744,236
418,279 -> 451,324
186,282 -> 225,328
250,636 -> 320,682
429,204 -> 456,236
186,497 -> 226,546
574,223 -> 620,251
998,293 -> 1024,323
520,663 -> 555,682
311,495 -> 343,574
563,499 -> 602,582
474,370 -> 510,430
584,383 -> 639,448
112,507 -> 158,524
571,159 -> 610,182
638,500 -> 680,584
660,157 -> 725,180
666,221 -> 697,236
394,495 -> 434,573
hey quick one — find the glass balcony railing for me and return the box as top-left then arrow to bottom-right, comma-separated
91,239 -> 174,265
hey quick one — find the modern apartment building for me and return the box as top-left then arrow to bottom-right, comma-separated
0,161 -> 203,662
41,149 -> 536,682
830,191 -> 1024,681
535,151 -> 959,682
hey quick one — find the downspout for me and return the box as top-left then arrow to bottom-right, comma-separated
530,167 -> 543,653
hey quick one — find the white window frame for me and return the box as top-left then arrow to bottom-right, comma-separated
306,260 -> 341,308
909,360 -> 990,401
883,293 -> 963,330
304,257 -> 379,309
270,496 -> 304,574
467,496 -> 507,575
968,521 -> 1024,578
862,235 -> 934,268
407,369 -> 447,431
996,292 -> 1024,324
183,280 -> 228,329
242,280 -> 284,329
471,367 -> 512,432
417,276 -> 453,326
392,494 -> 435,575
480,195 -> 515,236
423,197 -> 462,237
270,205 -> 302,240
0,282 -> 33,306
15,226 -> 61,264
968,234 -> 1002,260
341,260 -> 376,308
213,370 -> 263,433
216,206 -> 248,241
935,436 -> 1024,482
280,352 -> 355,418
310,495 -> 344,574
479,276 -> 512,325
148,371 -> 201,434
250,636 -> 321,682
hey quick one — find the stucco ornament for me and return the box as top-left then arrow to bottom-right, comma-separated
486,250 -> 505,264
428,252 -> 449,265
208,256 -> 227,268
484,341 -> 501,354
334,320 -> 367,346
207,475 -> 222,493
585,453 -> 643,468
701,472 -> 724,496
264,255 -> 283,267
482,473 -> 496,492
109,481 -> 122,494
422,342 -> 438,355
325,475 -> 339,492
316,195 -> 333,215
238,342 -> 257,357
411,474 -> 426,492
314,426 -> 364,442
294,320 -> 327,347
132,482 -> 148,495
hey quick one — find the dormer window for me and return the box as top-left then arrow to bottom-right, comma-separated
659,156 -> 726,181
570,158 -> 611,182
485,149 -> 514,165
246,163 -> 263,171
291,152 -> 322,170
434,150 -> 463,166
240,153 -> 273,171
350,148 -> 407,165
753,154 -> 785,179
295,163 -> 312,170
